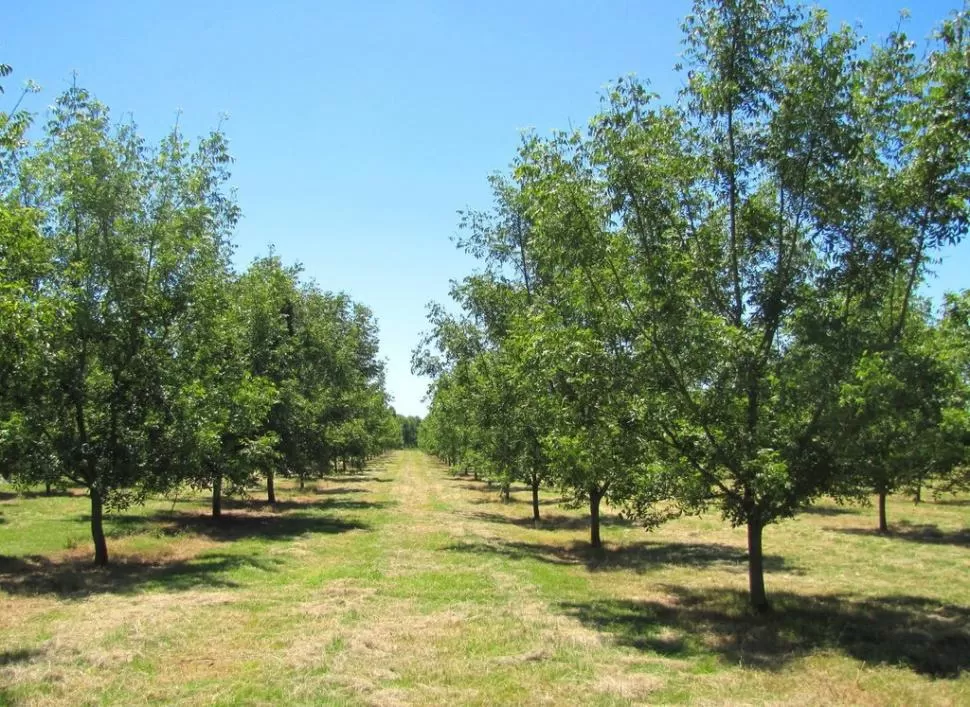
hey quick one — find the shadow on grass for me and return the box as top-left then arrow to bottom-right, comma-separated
0,489 -> 79,501
0,648 -> 43,666
834,520 -> 970,548
95,508 -> 370,542
319,474 -> 392,484
0,552 -> 281,598
220,497 -> 393,514
447,538 -> 800,575
467,510 -> 633,531
312,486 -> 371,496
559,585 -> 970,678
467,496 -> 559,507
932,497 -> 970,508
798,505 -> 858,517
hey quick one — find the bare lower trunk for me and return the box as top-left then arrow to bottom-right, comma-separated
878,491 -> 888,533
531,475 -> 540,522
45,481 -> 52,496
267,470 -> 276,504
501,483 -> 510,503
212,472 -> 222,519
299,474 -> 305,490
747,516 -> 769,613
90,488 -> 108,566
589,488 -> 602,549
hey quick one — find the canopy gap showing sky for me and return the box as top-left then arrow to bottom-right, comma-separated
6,0 -> 967,415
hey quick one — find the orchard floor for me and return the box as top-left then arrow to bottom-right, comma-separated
1,450 -> 969,706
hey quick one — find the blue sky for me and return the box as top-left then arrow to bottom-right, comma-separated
6,0 -> 967,415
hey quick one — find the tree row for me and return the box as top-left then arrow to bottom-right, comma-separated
414,0 -> 970,612
0,76 -> 401,565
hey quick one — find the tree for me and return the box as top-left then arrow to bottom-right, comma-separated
4,83 -> 238,564
832,302 -> 969,531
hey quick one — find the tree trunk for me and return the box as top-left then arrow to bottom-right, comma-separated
45,481 -> 52,496
342,458 -> 346,472
878,490 -> 888,533
90,487 -> 108,566
913,478 -> 922,504
589,488 -> 602,549
267,470 -> 276,504
501,483 -> 510,503
212,472 -> 222,519
531,475 -> 540,523
746,516 -> 769,613
299,474 -> 305,490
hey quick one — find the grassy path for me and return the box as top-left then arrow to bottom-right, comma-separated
2,450 -> 969,705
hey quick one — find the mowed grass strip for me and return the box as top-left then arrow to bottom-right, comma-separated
1,450 -> 968,705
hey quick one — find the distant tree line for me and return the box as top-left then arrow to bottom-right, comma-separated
0,74 -> 400,565
398,415 -> 422,448
414,0 -> 970,612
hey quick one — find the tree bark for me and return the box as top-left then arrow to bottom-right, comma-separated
299,474 -> 305,490
589,488 -> 602,549
531,475 -> 541,523
212,472 -> 222,519
878,490 -> 888,533
45,481 -> 52,496
90,487 -> 108,566
267,470 -> 276,504
746,516 -> 769,613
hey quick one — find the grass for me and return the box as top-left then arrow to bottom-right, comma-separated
0,451 -> 968,705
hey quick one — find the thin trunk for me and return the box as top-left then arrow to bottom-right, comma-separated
878,490 -> 888,533
90,487 -> 108,566
531,475 -> 540,522
501,483 -> 510,503
267,470 -> 276,504
212,472 -> 222,519
589,488 -> 602,549
45,481 -> 52,496
299,474 -> 305,490
746,516 -> 769,613
342,458 -> 346,472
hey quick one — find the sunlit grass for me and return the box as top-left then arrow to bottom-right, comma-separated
1,450 -> 968,705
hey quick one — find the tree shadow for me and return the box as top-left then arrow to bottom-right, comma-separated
220,497 -> 392,514
833,520 -> 970,548
0,647 -> 43,666
798,505 -> 858,517
467,496 -> 559,507
319,474 -> 392,484
312,486 -> 371,496
932,498 -> 970,507
91,508 -> 370,543
559,585 -> 970,678
446,538 -> 800,575
0,551 -> 282,598
466,510 -> 632,531
0,489 -> 79,501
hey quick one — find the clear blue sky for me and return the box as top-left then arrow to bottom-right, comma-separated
6,0 -> 967,416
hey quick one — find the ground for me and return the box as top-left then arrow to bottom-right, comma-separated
1,450 -> 968,705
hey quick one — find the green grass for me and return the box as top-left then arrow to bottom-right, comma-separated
2,451 -> 969,705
